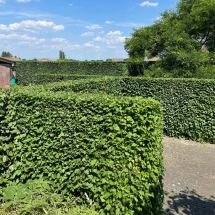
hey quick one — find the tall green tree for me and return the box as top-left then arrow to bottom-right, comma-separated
59,50 -> 66,60
1,51 -> 13,57
124,0 -> 215,76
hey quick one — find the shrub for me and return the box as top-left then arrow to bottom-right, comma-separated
195,65 -> 215,79
126,62 -> 147,76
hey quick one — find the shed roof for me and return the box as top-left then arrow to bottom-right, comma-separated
0,57 -> 20,64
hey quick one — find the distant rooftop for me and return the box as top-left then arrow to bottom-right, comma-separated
37,58 -> 54,62
112,58 -> 124,62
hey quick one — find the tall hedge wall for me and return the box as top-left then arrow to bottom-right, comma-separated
48,77 -> 215,144
0,87 -> 164,214
14,61 -> 128,85
13,61 -> 149,85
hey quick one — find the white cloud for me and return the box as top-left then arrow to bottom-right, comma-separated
0,33 -> 46,47
0,20 -> 64,32
0,11 -> 54,19
16,0 -> 31,2
48,38 -> 81,50
139,1 -> 158,7
107,31 -> 121,36
18,41 -> 33,46
50,44 -> 80,50
51,38 -> 67,43
0,33 -> 36,40
105,21 -> 114,24
93,31 -> 125,45
84,42 -> 100,49
20,39 -> 45,46
93,36 -> 106,43
115,22 -> 145,28
85,24 -> 102,30
107,46 -> 116,49
0,0 -> 6,3
84,42 -> 94,47
68,3 -> 73,6
81,32 -> 94,37
98,31 -> 105,34
70,44 -> 80,48
35,38 -> 45,44
0,24 -> 8,31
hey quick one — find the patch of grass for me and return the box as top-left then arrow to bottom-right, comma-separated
0,179 -> 98,215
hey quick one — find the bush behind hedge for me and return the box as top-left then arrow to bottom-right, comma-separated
0,87 -> 164,214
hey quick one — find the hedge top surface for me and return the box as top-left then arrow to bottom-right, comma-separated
3,84 -> 162,108
44,76 -> 215,88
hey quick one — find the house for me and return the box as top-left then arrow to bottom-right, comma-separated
112,58 -> 124,62
0,57 -> 19,88
145,57 -> 159,64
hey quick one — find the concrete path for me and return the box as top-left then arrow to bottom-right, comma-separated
163,137 -> 215,215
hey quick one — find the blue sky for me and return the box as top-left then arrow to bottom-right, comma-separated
0,0 -> 178,60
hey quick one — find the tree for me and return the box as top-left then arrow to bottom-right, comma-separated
1,51 -> 13,57
124,0 -> 215,76
59,50 -> 66,60
176,0 -> 215,52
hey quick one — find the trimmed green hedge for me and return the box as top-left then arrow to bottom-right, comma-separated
49,77 -> 215,144
14,61 -> 150,85
0,87 -> 164,214
14,61 -> 128,85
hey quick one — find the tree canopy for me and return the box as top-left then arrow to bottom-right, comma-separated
1,51 -> 13,58
124,0 -> 215,76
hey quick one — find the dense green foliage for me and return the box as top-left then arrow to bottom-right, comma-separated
126,62 -> 148,76
143,62 -> 215,79
1,51 -> 13,58
49,77 -> 215,144
124,0 -> 215,76
14,61 -> 128,85
59,50 -> 66,60
0,86 -> 164,214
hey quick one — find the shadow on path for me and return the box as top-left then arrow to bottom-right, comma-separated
164,189 -> 215,215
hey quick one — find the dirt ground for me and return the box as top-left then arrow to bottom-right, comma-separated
163,137 -> 215,215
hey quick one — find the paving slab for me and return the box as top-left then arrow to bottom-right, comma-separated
163,137 -> 215,215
